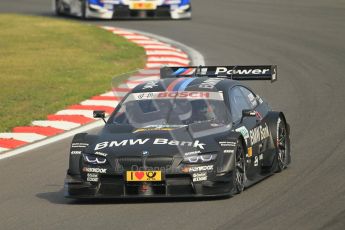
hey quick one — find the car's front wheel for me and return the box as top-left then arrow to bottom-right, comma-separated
231,140 -> 246,194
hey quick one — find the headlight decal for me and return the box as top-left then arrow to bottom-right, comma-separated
183,153 -> 217,164
83,154 -> 107,165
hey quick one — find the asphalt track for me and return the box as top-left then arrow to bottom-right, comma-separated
1,0 -> 345,229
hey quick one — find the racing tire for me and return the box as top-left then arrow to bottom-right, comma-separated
275,116 -> 290,172
55,0 -> 64,15
231,140 -> 246,194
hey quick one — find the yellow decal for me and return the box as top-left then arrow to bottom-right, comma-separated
130,2 -> 156,10
126,171 -> 162,182
247,147 -> 253,157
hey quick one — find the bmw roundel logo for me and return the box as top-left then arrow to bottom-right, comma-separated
142,151 -> 149,156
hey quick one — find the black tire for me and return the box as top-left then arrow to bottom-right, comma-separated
81,0 -> 87,19
232,140 -> 246,194
275,116 -> 290,172
55,0 -> 64,15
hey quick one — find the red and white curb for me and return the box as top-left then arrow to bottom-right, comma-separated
0,26 -> 203,156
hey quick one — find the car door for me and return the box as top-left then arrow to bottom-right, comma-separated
228,86 -> 262,179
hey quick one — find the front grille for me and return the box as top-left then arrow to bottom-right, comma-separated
116,156 -> 174,170
98,174 -> 195,196
99,175 -> 124,195
113,5 -> 171,18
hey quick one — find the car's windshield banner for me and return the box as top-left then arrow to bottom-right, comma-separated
161,65 -> 277,82
125,91 -> 224,102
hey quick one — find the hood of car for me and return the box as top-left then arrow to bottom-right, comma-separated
86,122 -> 232,157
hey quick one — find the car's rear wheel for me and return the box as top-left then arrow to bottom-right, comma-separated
276,117 -> 290,172
232,140 -> 246,194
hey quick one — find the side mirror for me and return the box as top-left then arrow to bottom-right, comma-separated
93,110 -> 106,123
242,109 -> 256,117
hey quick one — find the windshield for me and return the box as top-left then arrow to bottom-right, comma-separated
110,91 -> 230,127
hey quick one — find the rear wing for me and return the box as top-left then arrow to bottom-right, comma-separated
160,65 -> 277,82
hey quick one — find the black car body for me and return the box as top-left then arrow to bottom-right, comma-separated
64,65 -> 291,198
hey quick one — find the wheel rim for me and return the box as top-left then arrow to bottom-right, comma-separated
235,144 -> 245,192
277,122 -> 288,169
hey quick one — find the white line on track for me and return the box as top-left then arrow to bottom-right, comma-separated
55,110 -> 96,118
0,120 -> 104,160
0,133 -> 46,142
32,120 -> 81,130
147,57 -> 189,64
124,35 -> 150,40
0,147 -> 9,153
100,91 -> 116,97
146,51 -> 188,57
80,99 -> 119,107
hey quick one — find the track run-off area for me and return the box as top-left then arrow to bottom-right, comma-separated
0,0 -> 344,229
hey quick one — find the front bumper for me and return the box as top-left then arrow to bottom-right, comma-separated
88,4 -> 191,19
64,171 -> 233,198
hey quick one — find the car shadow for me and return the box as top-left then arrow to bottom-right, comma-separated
36,188 -> 230,205
37,12 -> 184,22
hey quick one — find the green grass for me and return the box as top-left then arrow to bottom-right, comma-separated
0,14 -> 145,132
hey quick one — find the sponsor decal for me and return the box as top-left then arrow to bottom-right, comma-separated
259,153 -> 263,160
71,151 -> 81,155
192,172 -> 208,182
219,141 -> 236,147
95,139 -> 150,150
86,173 -> 99,182
137,92 -> 154,99
199,78 -> 223,89
250,123 -> 270,145
235,126 -> 250,144
214,67 -> 271,75
94,138 -> 206,150
184,150 -> 201,156
188,165 -> 213,173
153,139 -> 206,149
247,147 -> 253,157
94,151 -> 108,157
127,91 -> 224,102
71,143 -> 88,148
130,1 -> 157,10
248,93 -> 258,107
257,94 -> 264,104
142,81 -> 159,89
157,91 -> 210,99
126,171 -> 162,182
255,111 -> 263,121
223,149 -> 234,154
82,167 -> 107,174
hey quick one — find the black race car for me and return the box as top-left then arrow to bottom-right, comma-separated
64,65 -> 291,198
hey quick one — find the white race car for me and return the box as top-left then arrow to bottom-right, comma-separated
53,0 -> 191,19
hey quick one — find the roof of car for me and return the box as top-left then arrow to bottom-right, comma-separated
131,77 -> 240,93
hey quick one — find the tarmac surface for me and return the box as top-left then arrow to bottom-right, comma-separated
0,1 -> 344,229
